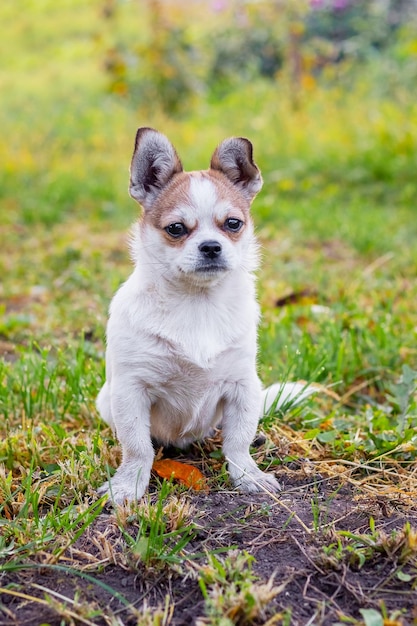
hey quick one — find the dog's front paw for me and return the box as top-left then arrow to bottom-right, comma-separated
97,478 -> 148,505
96,479 -> 145,504
97,463 -> 151,505
235,469 -> 281,494
227,457 -> 281,494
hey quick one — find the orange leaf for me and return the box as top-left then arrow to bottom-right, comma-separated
152,459 -> 208,491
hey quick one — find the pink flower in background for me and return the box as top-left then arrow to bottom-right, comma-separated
310,0 -> 352,9
212,0 -> 226,12
333,0 -> 351,10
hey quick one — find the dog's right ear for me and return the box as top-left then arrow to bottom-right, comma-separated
210,137 -> 262,202
129,128 -> 183,210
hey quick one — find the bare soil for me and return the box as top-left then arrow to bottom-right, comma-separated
1,471 -> 417,626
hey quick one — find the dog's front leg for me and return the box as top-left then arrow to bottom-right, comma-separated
98,378 -> 154,504
222,380 -> 280,493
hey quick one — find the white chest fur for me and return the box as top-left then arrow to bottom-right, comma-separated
109,264 -> 259,370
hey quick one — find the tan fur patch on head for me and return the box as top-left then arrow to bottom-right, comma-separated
203,169 -> 252,218
141,169 -> 252,243
143,173 -> 192,229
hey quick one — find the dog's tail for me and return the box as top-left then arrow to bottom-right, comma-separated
261,382 -> 317,416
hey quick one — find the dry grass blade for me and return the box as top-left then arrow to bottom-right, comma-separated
0,586 -> 98,626
317,458 -> 417,502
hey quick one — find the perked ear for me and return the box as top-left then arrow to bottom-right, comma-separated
129,127 -> 183,210
210,137 -> 263,202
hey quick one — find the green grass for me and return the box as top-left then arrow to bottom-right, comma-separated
1,1 -> 417,624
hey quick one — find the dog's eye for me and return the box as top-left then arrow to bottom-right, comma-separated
165,223 -> 188,238
224,218 -> 243,232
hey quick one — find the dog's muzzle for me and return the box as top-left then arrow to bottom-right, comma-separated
196,240 -> 228,273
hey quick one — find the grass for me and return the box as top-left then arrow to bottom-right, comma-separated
1,1 -> 417,624
196,551 -> 286,625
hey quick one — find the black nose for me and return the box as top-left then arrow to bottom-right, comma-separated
199,240 -> 222,260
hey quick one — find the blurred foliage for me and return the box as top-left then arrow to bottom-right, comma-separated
208,27 -> 284,97
104,2 -> 201,112
0,0 -> 417,227
102,0 -> 417,111
305,0 -> 417,61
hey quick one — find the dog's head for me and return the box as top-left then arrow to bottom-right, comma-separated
129,128 -> 262,286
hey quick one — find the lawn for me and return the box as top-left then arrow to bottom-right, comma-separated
1,2 -> 417,625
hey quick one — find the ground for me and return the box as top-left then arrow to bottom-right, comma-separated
2,446 -> 417,626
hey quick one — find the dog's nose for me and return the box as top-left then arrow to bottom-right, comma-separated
199,240 -> 222,259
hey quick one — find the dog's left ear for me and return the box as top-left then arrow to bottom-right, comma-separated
129,127 -> 183,210
210,137 -> 263,202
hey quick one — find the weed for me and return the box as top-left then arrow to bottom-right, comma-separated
196,551 -> 287,625
115,482 -> 199,570
134,598 -> 174,626
316,518 -> 417,576
335,605 -> 407,625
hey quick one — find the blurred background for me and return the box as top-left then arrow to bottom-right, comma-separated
1,0 -> 416,227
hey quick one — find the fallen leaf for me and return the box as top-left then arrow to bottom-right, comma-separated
152,459 -> 208,491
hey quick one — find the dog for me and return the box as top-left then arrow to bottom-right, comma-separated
96,128 -> 309,504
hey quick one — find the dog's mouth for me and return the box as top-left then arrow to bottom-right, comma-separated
194,262 -> 229,273
176,260 -> 231,284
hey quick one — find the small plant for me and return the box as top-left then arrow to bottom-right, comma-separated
196,551 -> 284,625
386,365 -> 417,437
132,597 -> 174,626
335,605 -> 407,625
116,482 -> 198,570
339,519 -> 417,566
316,518 -> 417,575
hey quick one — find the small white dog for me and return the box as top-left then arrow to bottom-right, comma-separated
97,128 -> 305,504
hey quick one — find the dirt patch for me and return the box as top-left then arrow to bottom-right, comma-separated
1,474 -> 416,625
